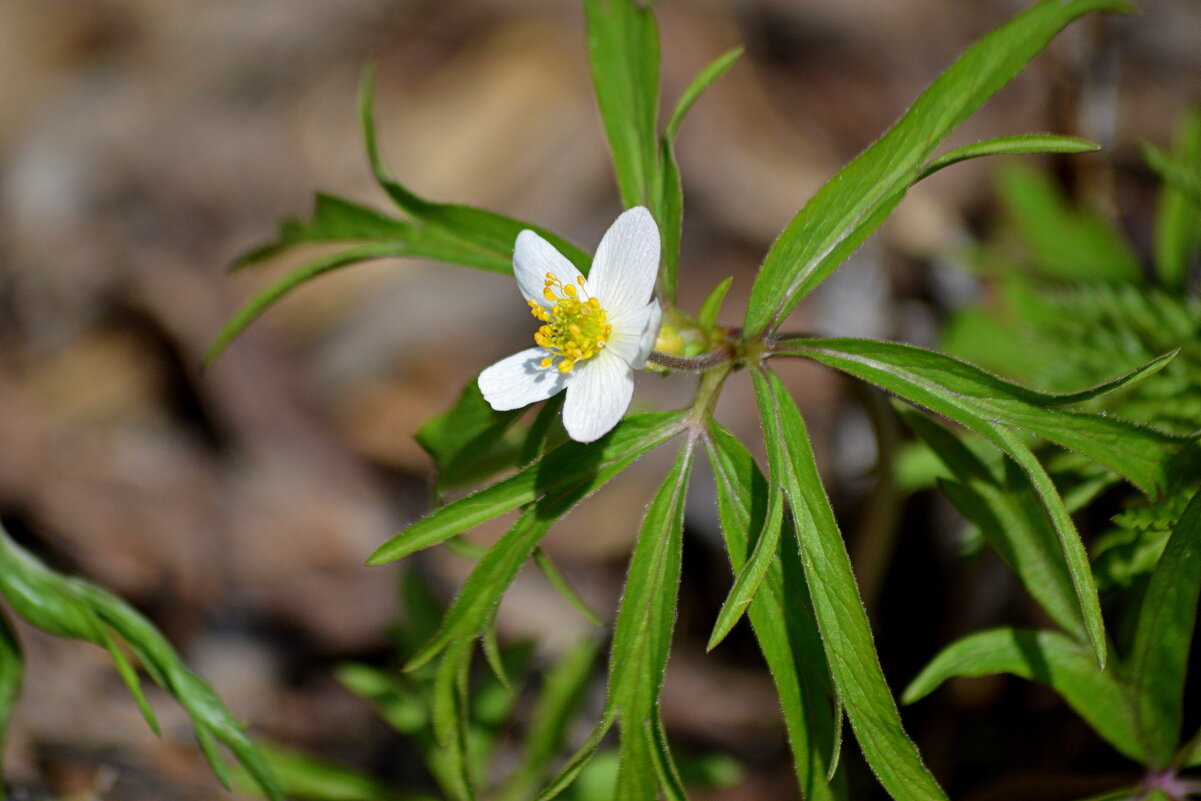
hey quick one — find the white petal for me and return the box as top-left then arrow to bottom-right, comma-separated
562,351 -> 634,442
588,206 -> 660,317
604,298 -> 661,368
514,230 -> 585,307
478,347 -> 571,411
633,298 -> 662,366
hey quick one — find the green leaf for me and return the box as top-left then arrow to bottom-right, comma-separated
916,134 -> 1100,182
431,640 -> 475,801
368,411 -> 684,565
358,65 -> 590,274
0,525 -> 283,800
997,165 -> 1142,282
647,711 -> 687,801
583,0 -> 661,210
610,444 -> 693,801
899,408 -> 1085,638
520,394 -> 567,466
232,193 -> 417,270
1144,140 -> 1201,210
336,663 -> 428,734
1129,487 -> 1201,766
532,719 -> 613,801
532,444 -> 695,801
902,627 -> 1144,762
656,47 -> 742,299
705,422 -> 846,800
755,370 -> 947,801
207,243 -> 408,365
1184,731 -> 1201,767
985,425 -> 1107,666
664,48 -> 742,145
416,381 -> 525,492
744,0 -> 1133,335
99,626 -> 160,736
532,549 -> 603,627
1152,108 -> 1201,289
405,510 -> 553,672
778,338 -> 1182,495
240,743 -> 435,801
499,637 -> 600,801
706,384 -> 787,650
655,136 -> 684,301
0,606 -> 21,764
697,277 -> 733,331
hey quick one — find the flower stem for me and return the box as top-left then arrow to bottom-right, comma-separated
648,349 -> 732,372
684,362 -> 732,435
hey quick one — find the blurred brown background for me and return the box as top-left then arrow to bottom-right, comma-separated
1,0 -> 1198,799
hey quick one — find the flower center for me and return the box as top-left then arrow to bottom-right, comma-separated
528,273 -> 612,374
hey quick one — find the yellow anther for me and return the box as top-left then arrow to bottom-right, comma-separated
530,274 -> 610,373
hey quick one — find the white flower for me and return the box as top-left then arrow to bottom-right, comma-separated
478,206 -> 663,443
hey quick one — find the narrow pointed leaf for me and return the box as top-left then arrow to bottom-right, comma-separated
0,607 -> 21,759
610,445 -> 694,801
232,193 -> 417,270
240,744 -> 436,801
647,712 -> 688,801
706,480 -> 782,650
416,381 -> 525,492
99,627 -> 160,736
1184,730 -> 1201,767
368,411 -> 684,565
533,549 -> 603,627
707,380 -> 789,650
405,510 -> 553,672
501,637 -> 600,801
357,64 -> 590,273
756,370 -> 947,801
432,640 -> 475,801
697,277 -> 733,331
997,166 -> 1142,282
194,724 -> 234,791
705,422 -> 846,800
207,243 -> 407,365
1144,141 -> 1201,209
520,394 -> 567,466
900,408 -> 1085,638
480,618 -> 511,694
778,338 -> 1181,495
1152,108 -> 1201,289
655,137 -> 684,299
745,0 -> 1133,335
987,426 -> 1106,665
532,718 -> 614,801
916,134 -> 1099,182
583,0 -> 661,209
1129,488 -> 1201,766
902,627 -> 1143,762
0,526 -> 283,800
656,46 -> 741,297
664,48 -> 742,144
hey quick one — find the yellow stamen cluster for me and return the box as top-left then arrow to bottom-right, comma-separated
529,273 -> 612,374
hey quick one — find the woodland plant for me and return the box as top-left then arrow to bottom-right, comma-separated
2,1 -> 1199,800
